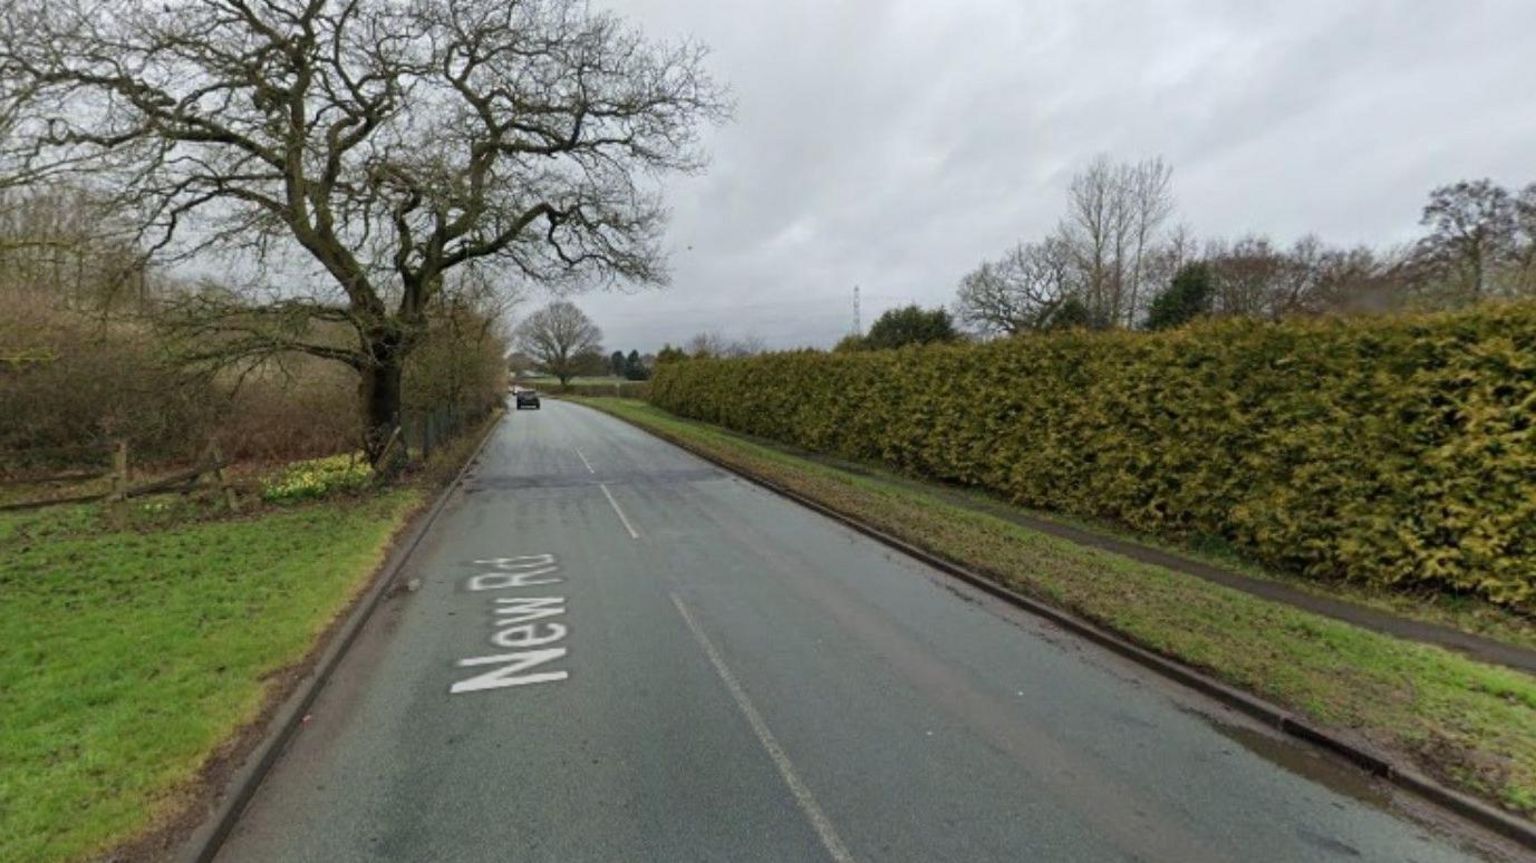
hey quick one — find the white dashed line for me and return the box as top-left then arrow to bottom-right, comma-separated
599,483 -> 640,540
670,593 -> 856,863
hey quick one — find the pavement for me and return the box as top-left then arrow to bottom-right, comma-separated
214,399 -> 1505,862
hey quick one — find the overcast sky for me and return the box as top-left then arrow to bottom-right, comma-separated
572,0 -> 1536,353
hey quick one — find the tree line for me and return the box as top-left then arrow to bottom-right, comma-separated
955,159 -> 1536,335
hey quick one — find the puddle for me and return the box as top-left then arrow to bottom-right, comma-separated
1194,710 -> 1392,809
937,579 -> 983,606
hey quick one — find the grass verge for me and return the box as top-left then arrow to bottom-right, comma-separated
574,398 -> 1536,817
0,489 -> 423,863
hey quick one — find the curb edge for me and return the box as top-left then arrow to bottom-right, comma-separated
583,402 -> 1536,851
174,411 -> 504,863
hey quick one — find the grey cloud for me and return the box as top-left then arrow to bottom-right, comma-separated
576,0 -> 1536,352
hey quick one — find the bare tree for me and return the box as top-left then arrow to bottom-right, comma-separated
1057,155 -> 1172,327
0,0 -> 726,460
1416,179 -> 1517,303
1059,156 -> 1118,325
1126,158 -> 1174,324
514,301 -> 602,386
723,335 -> 766,358
1512,182 -> 1536,296
954,238 -> 1073,335
685,331 -> 728,358
1206,235 -> 1287,318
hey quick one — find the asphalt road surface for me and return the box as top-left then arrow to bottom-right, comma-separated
216,400 -> 1503,862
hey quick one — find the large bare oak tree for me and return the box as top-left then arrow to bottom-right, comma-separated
0,0 -> 726,459
513,300 -> 600,386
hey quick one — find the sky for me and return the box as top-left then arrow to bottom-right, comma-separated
568,0 -> 1536,353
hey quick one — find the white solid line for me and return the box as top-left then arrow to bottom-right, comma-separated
670,594 -> 856,863
599,482 -> 640,540
574,447 -> 595,474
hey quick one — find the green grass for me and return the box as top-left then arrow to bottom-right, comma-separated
577,398 -> 1536,816
780,441 -> 1536,652
0,490 -> 422,863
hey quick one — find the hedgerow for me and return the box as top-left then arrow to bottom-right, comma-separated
650,304 -> 1536,608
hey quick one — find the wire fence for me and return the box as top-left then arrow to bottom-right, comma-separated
400,400 -> 499,461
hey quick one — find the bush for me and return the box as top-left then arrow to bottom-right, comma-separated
651,303 -> 1536,608
218,361 -> 360,463
260,453 -> 374,502
0,295 -> 219,465
1146,262 -> 1214,330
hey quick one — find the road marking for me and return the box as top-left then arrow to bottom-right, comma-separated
670,593 -> 856,863
599,483 -> 640,540
451,555 -> 570,695
575,447 -> 595,474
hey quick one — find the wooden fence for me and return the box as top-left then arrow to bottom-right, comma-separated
0,440 -> 239,512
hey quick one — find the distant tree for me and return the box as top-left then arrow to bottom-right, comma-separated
1042,296 -> 1099,331
1514,183 -> 1536,295
1416,179 -> 1517,302
832,334 -> 866,352
623,349 -> 650,380
862,305 -> 959,350
686,331 -> 728,359
655,343 -> 689,364
1145,263 -> 1214,330
505,351 -> 539,377
570,349 -> 609,379
723,335 -> 767,358
1057,155 -> 1174,327
514,302 -> 603,386
954,238 -> 1074,335
609,351 -> 627,377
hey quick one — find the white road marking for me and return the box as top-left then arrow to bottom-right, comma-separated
599,483 -> 640,540
670,593 -> 856,863
575,447 -> 595,474
451,555 -> 570,695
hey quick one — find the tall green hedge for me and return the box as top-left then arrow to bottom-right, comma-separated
651,305 -> 1536,608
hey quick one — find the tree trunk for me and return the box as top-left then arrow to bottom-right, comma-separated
360,334 -> 405,469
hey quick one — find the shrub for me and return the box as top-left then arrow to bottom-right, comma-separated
260,453 -> 373,502
861,304 -> 959,349
1146,262 -> 1214,330
651,303 -> 1536,608
0,294 -> 219,465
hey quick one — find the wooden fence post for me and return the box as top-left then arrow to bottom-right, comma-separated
208,442 -> 239,512
109,440 -> 129,501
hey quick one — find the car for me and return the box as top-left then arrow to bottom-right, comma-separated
515,389 -> 541,410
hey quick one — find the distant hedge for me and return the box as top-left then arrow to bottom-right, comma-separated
651,305 -> 1536,608
557,380 -> 651,399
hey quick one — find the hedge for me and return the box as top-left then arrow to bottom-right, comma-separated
555,380 -> 651,399
650,304 -> 1536,608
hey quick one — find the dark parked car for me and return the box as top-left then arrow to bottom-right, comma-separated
515,388 -> 541,410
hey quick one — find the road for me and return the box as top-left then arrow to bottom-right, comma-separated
216,399 -> 1500,862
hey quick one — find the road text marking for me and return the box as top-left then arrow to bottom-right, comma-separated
451,555 -> 570,695
599,483 -> 640,540
670,593 -> 855,863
